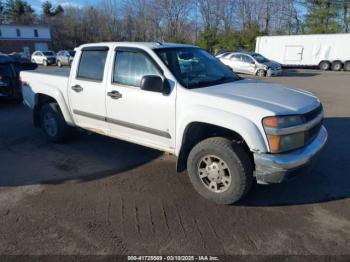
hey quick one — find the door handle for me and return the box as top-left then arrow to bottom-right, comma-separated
107,90 -> 122,99
71,85 -> 83,92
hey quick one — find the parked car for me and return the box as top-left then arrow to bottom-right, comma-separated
217,51 -> 282,77
56,50 -> 75,67
21,42 -> 327,205
256,33 -> 350,71
8,52 -> 31,64
31,51 -> 56,66
0,54 -> 21,99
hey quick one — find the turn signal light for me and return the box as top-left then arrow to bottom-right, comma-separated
266,135 -> 281,153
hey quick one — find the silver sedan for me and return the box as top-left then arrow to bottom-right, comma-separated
217,52 -> 282,77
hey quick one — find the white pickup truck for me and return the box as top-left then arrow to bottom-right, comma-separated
21,42 -> 328,204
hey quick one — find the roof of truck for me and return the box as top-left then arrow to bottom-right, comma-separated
77,42 -> 197,50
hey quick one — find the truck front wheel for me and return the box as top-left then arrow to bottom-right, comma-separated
40,103 -> 71,143
187,137 -> 253,205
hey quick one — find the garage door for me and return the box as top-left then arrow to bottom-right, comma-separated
34,42 -> 48,51
284,45 -> 304,62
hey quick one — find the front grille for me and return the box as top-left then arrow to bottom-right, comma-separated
303,105 -> 323,145
304,104 -> 323,122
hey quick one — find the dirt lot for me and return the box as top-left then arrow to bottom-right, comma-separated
0,68 -> 350,256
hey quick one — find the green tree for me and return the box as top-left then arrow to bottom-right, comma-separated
197,27 -> 219,53
42,1 -> 53,17
4,0 -> 35,24
0,1 -> 4,23
304,0 -> 341,33
42,1 -> 63,17
214,22 -> 262,52
54,5 -> 64,16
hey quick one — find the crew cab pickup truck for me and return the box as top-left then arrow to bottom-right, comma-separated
21,42 -> 328,204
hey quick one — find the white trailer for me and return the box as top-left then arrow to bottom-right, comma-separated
255,33 -> 350,71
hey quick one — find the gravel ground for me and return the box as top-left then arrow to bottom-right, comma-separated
0,68 -> 350,256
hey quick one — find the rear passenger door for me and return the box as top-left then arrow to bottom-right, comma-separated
68,46 -> 110,134
227,54 -> 242,72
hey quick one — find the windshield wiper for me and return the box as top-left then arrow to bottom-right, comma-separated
189,76 -> 237,88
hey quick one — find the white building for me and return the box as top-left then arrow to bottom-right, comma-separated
0,24 -> 52,55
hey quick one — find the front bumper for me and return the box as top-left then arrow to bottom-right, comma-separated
254,126 -> 328,184
47,59 -> 56,64
267,68 -> 282,76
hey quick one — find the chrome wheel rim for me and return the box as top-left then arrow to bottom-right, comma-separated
197,155 -> 231,193
43,113 -> 57,137
321,63 -> 328,70
257,70 -> 265,77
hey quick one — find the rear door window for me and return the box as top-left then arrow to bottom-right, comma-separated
77,50 -> 108,81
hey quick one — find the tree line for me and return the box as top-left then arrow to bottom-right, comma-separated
0,0 -> 350,53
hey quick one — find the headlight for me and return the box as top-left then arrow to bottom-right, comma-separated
263,115 -> 304,128
263,115 -> 305,153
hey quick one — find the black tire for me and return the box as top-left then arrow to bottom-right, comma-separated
344,61 -> 350,71
331,61 -> 342,71
256,69 -> 266,77
319,61 -> 330,70
187,137 -> 253,205
40,103 -> 71,143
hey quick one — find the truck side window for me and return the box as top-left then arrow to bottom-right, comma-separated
77,50 -> 108,81
113,51 -> 160,87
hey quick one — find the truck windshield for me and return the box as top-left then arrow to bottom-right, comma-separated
154,47 -> 240,89
251,53 -> 269,63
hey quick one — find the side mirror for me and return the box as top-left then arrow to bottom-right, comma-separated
141,75 -> 165,93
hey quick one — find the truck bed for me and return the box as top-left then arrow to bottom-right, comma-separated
21,70 -> 69,110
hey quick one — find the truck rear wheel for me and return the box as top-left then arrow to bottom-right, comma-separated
187,137 -> 253,205
344,62 -> 350,71
331,61 -> 342,71
319,61 -> 330,70
40,103 -> 71,143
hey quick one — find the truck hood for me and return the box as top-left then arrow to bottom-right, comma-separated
194,79 -> 320,115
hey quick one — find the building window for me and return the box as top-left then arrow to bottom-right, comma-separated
16,28 -> 21,37
34,29 -> 38,37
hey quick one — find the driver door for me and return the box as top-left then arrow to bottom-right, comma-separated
105,48 -> 176,152
241,55 -> 256,74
